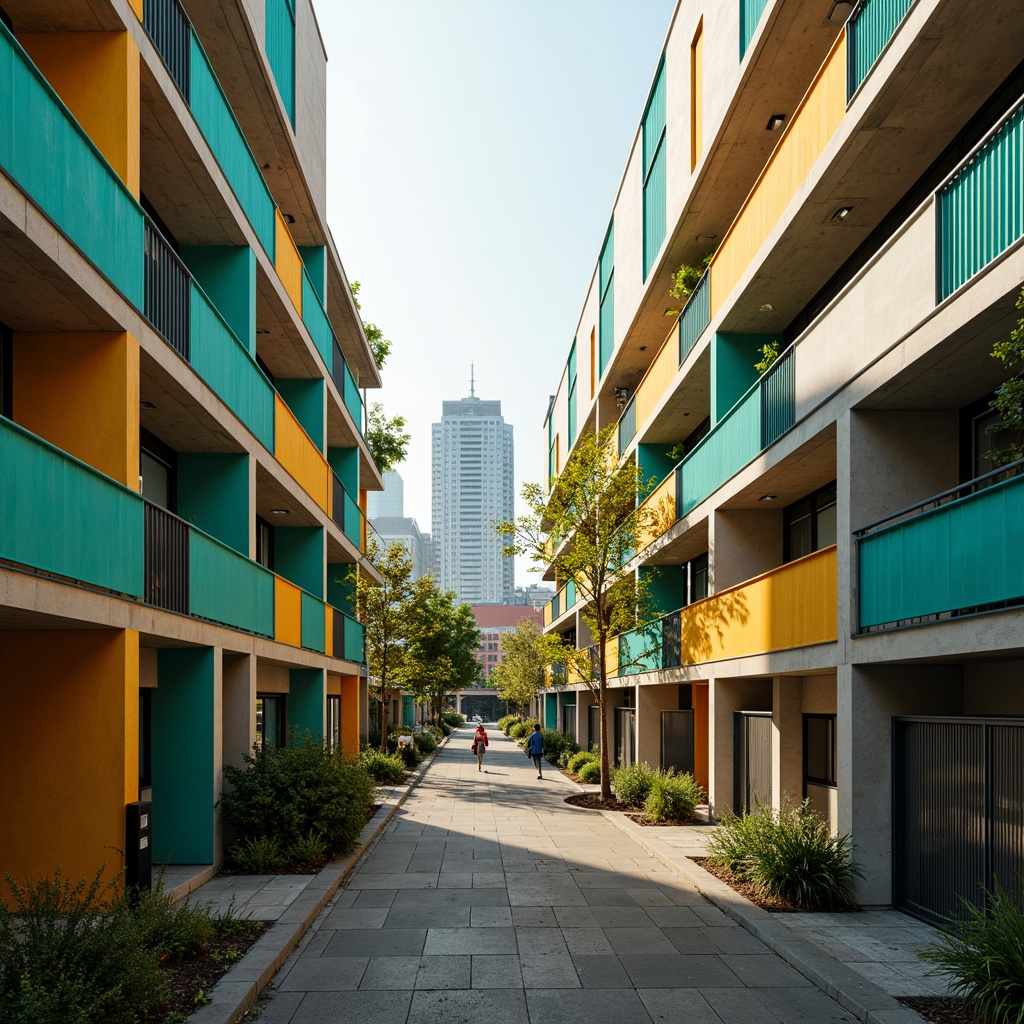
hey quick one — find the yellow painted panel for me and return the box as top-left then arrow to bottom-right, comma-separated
604,643 -> 618,681
20,32 -> 140,196
543,602 -> 553,627
637,472 -> 676,551
128,0 -> 143,17
359,490 -> 368,551
325,605 -> 334,658
340,674 -> 361,760
275,574 -> 302,647
680,546 -> 836,663
0,629 -> 138,900
274,395 -> 330,512
710,34 -> 847,317
635,323 -> 679,431
275,209 -> 303,313
14,331 -> 140,489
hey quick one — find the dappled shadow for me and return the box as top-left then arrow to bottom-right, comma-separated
676,589 -> 750,666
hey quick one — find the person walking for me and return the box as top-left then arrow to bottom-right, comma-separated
526,722 -> 544,779
472,723 -> 489,772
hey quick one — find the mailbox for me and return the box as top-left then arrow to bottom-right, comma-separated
125,800 -> 152,891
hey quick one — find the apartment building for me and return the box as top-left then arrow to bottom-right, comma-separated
0,0 -> 380,891
540,0 -> 1024,922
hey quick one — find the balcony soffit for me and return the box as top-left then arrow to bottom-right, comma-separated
1,0 -> 121,32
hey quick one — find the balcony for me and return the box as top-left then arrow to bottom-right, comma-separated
274,395 -> 330,514
856,462 -> 1024,633
847,0 -> 917,99
543,580 -> 578,626
331,605 -> 365,663
331,472 -> 363,550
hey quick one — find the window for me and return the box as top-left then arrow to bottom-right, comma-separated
139,688 -> 152,792
326,694 -> 340,753
784,482 -> 837,562
642,56 -> 667,280
804,714 -> 837,787
567,341 -> 578,445
0,320 -> 11,419
960,393 -> 1020,483
690,19 -> 703,171
256,515 -> 275,570
256,694 -> 286,749
599,222 -> 615,378
140,428 -> 176,512
684,553 -> 709,605
589,328 -> 596,398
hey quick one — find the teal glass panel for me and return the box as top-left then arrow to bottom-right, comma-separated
343,361 -> 363,432
0,418 -> 144,596
190,529 -> 275,636
265,0 -> 295,125
939,100 -> 1024,300
301,270 -> 333,367
544,693 -> 558,729
847,0 -> 916,98
681,384 -> 760,515
343,612 -> 365,663
618,621 -> 663,676
678,271 -> 710,364
301,590 -> 326,653
858,473 -> 1024,629
0,25 -> 144,307
618,396 -> 637,456
189,33 -> 276,254
740,0 -> 770,60
190,283 -> 275,451
643,141 -> 667,280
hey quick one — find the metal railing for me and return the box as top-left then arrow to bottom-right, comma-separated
144,502 -> 189,614
144,218 -> 190,360
760,345 -> 795,448
143,0 -> 192,102
678,269 -> 710,364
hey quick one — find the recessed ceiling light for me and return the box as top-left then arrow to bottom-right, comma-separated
765,114 -> 786,131
758,494 -> 778,502
832,206 -> 853,221
284,213 -> 296,224
827,1 -> 855,23
759,303 -> 774,313
140,400 -> 157,409
271,509 -> 289,515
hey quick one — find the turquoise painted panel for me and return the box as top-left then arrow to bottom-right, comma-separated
402,695 -> 415,728
189,33 -> 276,254
847,0 -> 915,98
566,579 -> 576,609
190,529 -> 275,636
190,283 -> 275,450
179,246 -> 256,354
277,378 -> 325,450
643,140 -> 667,280
0,418 -> 144,596
599,221 -> 614,296
859,473 -> 1024,628
712,333 -> 765,424
681,384 -> 760,515
300,246 -> 327,302
301,270 -> 333,368
343,489 -> 362,547
177,453 -> 250,555
152,648 -> 215,863
599,285 -> 615,378
618,397 -> 637,456
343,361 -> 363,432
678,271 -> 710,364
551,592 -> 561,620
740,0 -> 770,60
265,0 -> 295,125
618,621 -> 663,676
289,668 -> 325,739
327,446 -> 359,495
544,693 -> 558,730
642,58 -> 666,175
0,25 -> 144,306
567,342 -> 577,385
568,382 -> 577,445
939,101 -> 1024,300
301,591 -> 326,653
276,526 -> 323,596
327,563 -> 356,612
343,612 -> 365,663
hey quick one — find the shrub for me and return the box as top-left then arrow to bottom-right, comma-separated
920,876 -> 1024,1024
577,760 -> 602,785
541,729 -> 579,764
232,835 -> 288,873
359,748 -> 406,784
131,875 -> 216,957
222,731 -> 375,870
612,761 -> 660,807
508,721 -> 530,740
707,802 -> 862,910
566,750 -> 599,776
497,715 -> 518,733
439,720 -> 453,737
442,712 -> 466,727
288,830 -> 331,871
414,730 -> 437,754
644,772 -> 703,823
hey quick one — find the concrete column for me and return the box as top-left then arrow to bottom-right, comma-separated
771,676 -> 803,810
708,677 -> 772,817
710,508 -> 782,593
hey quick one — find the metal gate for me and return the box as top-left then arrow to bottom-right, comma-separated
561,704 -> 577,742
588,705 -> 600,752
894,717 -> 1024,923
661,710 -> 694,774
615,707 -> 636,768
734,712 -> 772,813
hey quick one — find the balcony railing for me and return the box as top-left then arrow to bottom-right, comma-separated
617,397 -> 637,456
302,269 -> 333,368
760,345 -> 795,448
143,0 -> 191,102
266,0 -> 296,125
856,460 -> 1024,633
144,218 -> 190,360
938,98 -> 1024,301
301,589 -> 326,653
847,0 -> 916,99
678,270 -> 710,364
739,0 -> 770,60
191,530 -> 275,636
144,502 -> 189,614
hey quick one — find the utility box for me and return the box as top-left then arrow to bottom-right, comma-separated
125,800 -> 152,891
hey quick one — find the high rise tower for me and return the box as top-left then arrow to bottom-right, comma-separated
432,380 -> 514,604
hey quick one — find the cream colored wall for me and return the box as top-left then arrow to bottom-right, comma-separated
710,508 -> 782,592
294,0 -> 328,221
257,662 -> 291,693
801,674 -> 837,714
224,653 -> 257,768
140,646 -> 159,688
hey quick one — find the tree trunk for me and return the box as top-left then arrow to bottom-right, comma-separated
379,688 -> 389,751
598,634 -> 612,801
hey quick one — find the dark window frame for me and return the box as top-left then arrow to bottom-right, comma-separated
256,515 -> 275,571
783,481 -> 837,563
803,713 -> 837,789
140,427 -> 177,513
326,694 -> 340,753
139,687 -> 153,790
256,693 -> 287,750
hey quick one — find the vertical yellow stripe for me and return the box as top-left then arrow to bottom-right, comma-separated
274,209 -> 304,313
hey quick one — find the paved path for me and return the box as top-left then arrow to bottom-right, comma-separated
248,728 -> 864,1024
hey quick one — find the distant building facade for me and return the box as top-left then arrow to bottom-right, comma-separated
367,471 -> 431,580
514,585 -> 554,610
432,387 -> 514,605
471,604 -> 543,681
367,470 -> 404,520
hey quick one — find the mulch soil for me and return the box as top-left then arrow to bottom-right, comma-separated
562,789 -> 704,826
899,997 -> 984,1024
158,922 -> 266,1021
624,812 -> 704,827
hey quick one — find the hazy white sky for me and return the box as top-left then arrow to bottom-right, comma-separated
317,0 -> 676,583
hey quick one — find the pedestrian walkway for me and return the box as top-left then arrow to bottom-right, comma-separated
244,727 -> 918,1024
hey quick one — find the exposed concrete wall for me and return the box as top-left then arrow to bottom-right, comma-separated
708,676 -> 771,816
711,508 -> 783,592
223,652 -> 257,770
294,0 -> 328,224
257,662 -> 290,692
636,682 -> 680,766
963,660 -> 1024,715
772,676 -> 802,809
801,673 -> 837,714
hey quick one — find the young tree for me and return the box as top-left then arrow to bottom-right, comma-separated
499,426 -> 657,800
403,588 -> 480,725
366,402 -> 411,473
493,618 -> 565,717
349,538 -> 426,750
987,285 -> 1024,465
349,280 -> 392,370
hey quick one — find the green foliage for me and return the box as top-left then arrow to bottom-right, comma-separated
442,712 -> 466,727
497,714 -> 519,733
493,620 -> 566,714
414,730 -> 437,754
221,731 -> 374,869
611,761 -> 660,807
644,772 -> 703,823
540,729 -> 579,764
349,280 -> 392,370
130,877 -> 215,957
566,750 -> 599,776
577,760 -> 602,785
920,876 -> 1024,1024
706,802 -> 862,910
508,721 -> 530,741
667,251 -> 714,305
231,835 -> 288,873
358,748 -> 406,784
754,340 -> 780,375
289,830 -> 331,870
438,720 -> 453,737
988,286 -> 1024,465
366,402 -> 410,474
